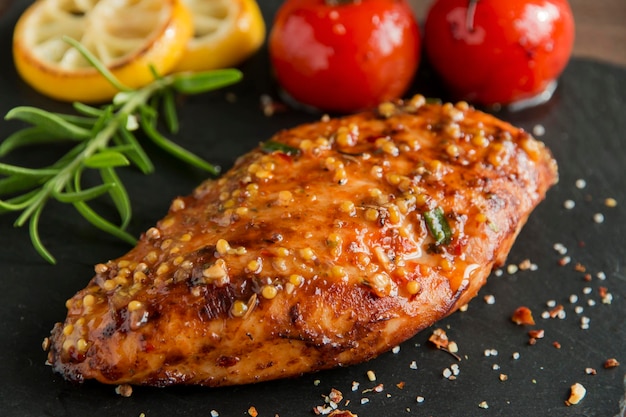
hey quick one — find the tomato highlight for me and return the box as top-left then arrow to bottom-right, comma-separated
424,0 -> 575,107
269,0 -> 421,113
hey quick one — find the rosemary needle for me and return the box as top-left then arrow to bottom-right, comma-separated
0,37 -> 242,264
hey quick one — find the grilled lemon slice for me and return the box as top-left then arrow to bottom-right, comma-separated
13,0 -> 193,102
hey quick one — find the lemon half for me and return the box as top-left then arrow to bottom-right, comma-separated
13,0 -> 193,103
173,0 -> 265,72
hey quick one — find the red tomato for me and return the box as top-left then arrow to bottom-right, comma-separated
268,0 -> 420,113
424,0 -> 575,106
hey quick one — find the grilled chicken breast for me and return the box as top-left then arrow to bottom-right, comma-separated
46,97 -> 558,387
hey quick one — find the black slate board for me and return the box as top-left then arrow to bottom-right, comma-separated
1,1 -> 625,416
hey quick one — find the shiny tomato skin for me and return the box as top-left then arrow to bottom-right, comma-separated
269,0 -> 420,113
424,0 -> 575,106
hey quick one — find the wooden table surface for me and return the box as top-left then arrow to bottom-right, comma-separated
410,0 -> 626,67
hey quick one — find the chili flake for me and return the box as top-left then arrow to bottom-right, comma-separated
511,306 -> 535,325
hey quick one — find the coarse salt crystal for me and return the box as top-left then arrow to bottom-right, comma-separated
451,364 -> 460,375
484,295 -> 496,305
564,199 -> 576,209
593,213 -> 605,224
575,179 -> 586,189
507,264 -> 519,274
553,243 -> 567,255
484,349 -> 498,357
416,396 -> 425,403
512,352 -> 520,360
532,124 -> 546,136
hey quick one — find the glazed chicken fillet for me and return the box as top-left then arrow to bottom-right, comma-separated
46,97 -> 558,387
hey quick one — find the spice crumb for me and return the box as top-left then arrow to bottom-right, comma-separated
428,328 -> 450,349
366,370 -> 376,382
604,197 -> 617,207
484,294 -> 496,305
604,358 -> 620,368
565,383 -> 586,406
478,401 -> 489,409
519,258 -> 533,270
585,367 -> 597,375
115,384 -> 133,397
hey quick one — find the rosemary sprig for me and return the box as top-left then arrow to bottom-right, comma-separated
0,37 -> 242,264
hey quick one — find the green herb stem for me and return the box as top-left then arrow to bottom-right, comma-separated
0,38 -> 242,263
